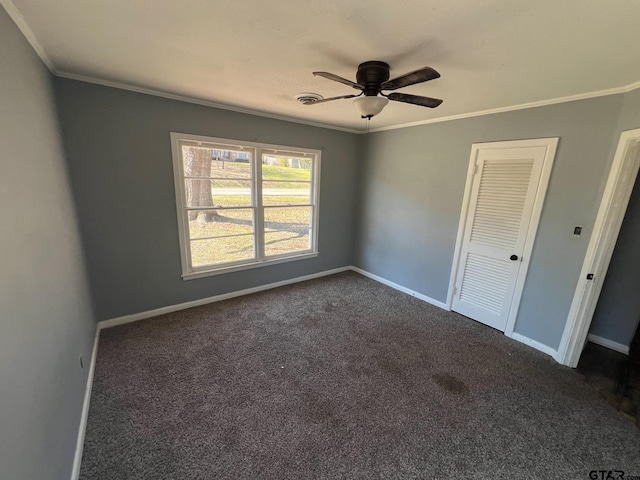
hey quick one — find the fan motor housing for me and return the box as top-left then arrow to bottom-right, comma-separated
356,61 -> 390,96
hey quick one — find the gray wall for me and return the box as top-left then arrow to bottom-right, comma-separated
54,79 -> 360,321
0,6 -> 95,480
589,88 -> 640,347
355,96 -> 625,351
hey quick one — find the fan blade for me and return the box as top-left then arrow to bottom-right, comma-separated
302,94 -> 360,105
387,92 -> 443,108
381,66 -> 440,90
313,72 -> 363,90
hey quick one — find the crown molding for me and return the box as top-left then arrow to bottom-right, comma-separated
46,69 -> 640,135
58,72 -> 640,135
367,80 -> 640,133
1,0 -> 57,73
55,71 -> 362,135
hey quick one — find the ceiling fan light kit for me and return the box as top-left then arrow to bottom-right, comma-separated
353,96 -> 389,119
308,60 -> 442,119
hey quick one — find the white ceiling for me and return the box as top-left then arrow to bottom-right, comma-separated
6,0 -> 640,132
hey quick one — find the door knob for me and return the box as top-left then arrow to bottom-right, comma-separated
510,255 -> 519,261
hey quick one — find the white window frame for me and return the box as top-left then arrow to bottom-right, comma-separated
170,132 -> 321,280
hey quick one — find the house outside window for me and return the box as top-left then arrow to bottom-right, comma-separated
170,133 -> 320,279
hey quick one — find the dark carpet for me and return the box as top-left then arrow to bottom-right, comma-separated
80,272 -> 640,479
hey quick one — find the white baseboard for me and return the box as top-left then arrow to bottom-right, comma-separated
350,266 -> 449,310
99,265 -> 452,331
97,264 -> 569,370
509,332 -> 559,358
71,325 -> 101,480
99,266 -> 351,330
349,268 -> 566,362
587,333 -> 629,355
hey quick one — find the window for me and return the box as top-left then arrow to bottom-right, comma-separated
170,133 -> 320,278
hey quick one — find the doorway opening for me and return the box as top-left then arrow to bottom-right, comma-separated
556,128 -> 640,368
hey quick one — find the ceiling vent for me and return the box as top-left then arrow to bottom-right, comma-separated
294,93 -> 323,105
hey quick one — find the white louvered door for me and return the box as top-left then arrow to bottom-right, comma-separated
451,145 -> 547,331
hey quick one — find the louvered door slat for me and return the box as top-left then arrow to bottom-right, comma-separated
470,159 -> 534,250
459,253 -> 511,314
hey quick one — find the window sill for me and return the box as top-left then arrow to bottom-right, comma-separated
182,252 -> 319,280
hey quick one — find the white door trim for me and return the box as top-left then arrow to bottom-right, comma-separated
555,128 -> 640,367
446,138 -> 559,335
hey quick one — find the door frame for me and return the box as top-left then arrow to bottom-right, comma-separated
446,138 -> 559,336
555,128 -> 640,367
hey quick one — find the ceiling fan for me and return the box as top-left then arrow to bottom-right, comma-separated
302,61 -> 443,119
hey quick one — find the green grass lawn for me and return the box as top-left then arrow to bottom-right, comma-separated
262,164 -> 311,182
209,162 -> 311,188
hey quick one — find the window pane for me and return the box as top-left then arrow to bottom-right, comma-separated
183,145 -> 252,179
261,156 -> 312,182
191,235 -> 255,267
185,179 -> 252,207
264,206 -> 312,257
188,208 -> 254,239
262,181 -> 310,206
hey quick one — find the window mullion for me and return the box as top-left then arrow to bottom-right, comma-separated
254,148 -> 265,261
